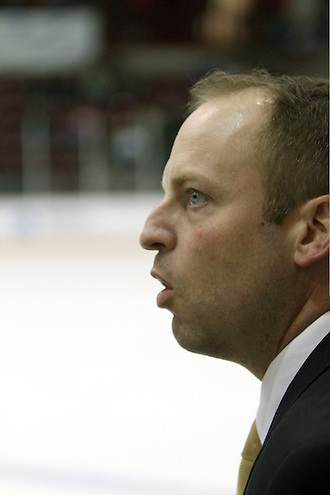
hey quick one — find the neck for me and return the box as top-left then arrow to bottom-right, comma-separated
277,285 -> 330,355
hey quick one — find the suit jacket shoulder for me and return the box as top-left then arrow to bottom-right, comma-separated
245,333 -> 330,495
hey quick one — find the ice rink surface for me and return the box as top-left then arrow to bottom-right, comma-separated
0,194 -> 260,495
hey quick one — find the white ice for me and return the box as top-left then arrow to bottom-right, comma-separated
0,194 -> 259,495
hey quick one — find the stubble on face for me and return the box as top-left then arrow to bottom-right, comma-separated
149,89 -> 305,378
169,218 -> 299,377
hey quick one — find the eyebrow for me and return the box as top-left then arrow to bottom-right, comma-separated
161,175 -> 191,192
161,171 -> 214,191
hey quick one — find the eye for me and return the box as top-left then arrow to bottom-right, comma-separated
188,189 -> 207,207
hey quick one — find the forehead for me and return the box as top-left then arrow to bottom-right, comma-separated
162,88 -> 273,189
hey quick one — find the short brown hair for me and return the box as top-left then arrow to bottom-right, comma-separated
188,70 -> 329,223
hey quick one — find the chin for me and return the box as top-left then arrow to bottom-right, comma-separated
171,316 -> 222,358
172,316 -> 196,351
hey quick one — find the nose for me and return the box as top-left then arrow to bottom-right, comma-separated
139,202 -> 176,252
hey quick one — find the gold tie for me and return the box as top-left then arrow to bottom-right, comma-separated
236,420 -> 262,495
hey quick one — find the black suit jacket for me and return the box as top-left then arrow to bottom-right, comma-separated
245,332 -> 330,494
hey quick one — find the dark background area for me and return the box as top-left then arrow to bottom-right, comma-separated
0,0 -> 328,193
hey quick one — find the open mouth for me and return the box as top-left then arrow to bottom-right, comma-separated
151,271 -> 171,289
151,271 -> 173,307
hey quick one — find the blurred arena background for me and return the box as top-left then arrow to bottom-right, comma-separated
0,1 -> 328,494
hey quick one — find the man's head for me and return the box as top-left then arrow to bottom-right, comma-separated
140,70 -> 329,379
188,70 -> 329,224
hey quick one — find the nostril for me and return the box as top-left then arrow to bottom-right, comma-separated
139,228 -> 159,250
139,228 -> 166,251
140,227 -> 174,252
149,241 -> 166,251
139,205 -> 176,252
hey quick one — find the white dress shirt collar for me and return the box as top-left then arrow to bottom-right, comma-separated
256,312 -> 330,444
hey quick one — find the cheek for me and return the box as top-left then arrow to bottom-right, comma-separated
186,226 -> 225,263
186,222 -> 255,274
192,221 -> 240,249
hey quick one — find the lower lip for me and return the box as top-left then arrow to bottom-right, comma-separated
157,287 -> 173,307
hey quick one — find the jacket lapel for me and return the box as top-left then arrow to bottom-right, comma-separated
264,331 -> 330,443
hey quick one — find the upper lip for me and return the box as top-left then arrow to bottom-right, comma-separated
150,270 -> 172,289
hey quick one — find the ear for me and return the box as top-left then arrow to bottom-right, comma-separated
294,195 -> 329,268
